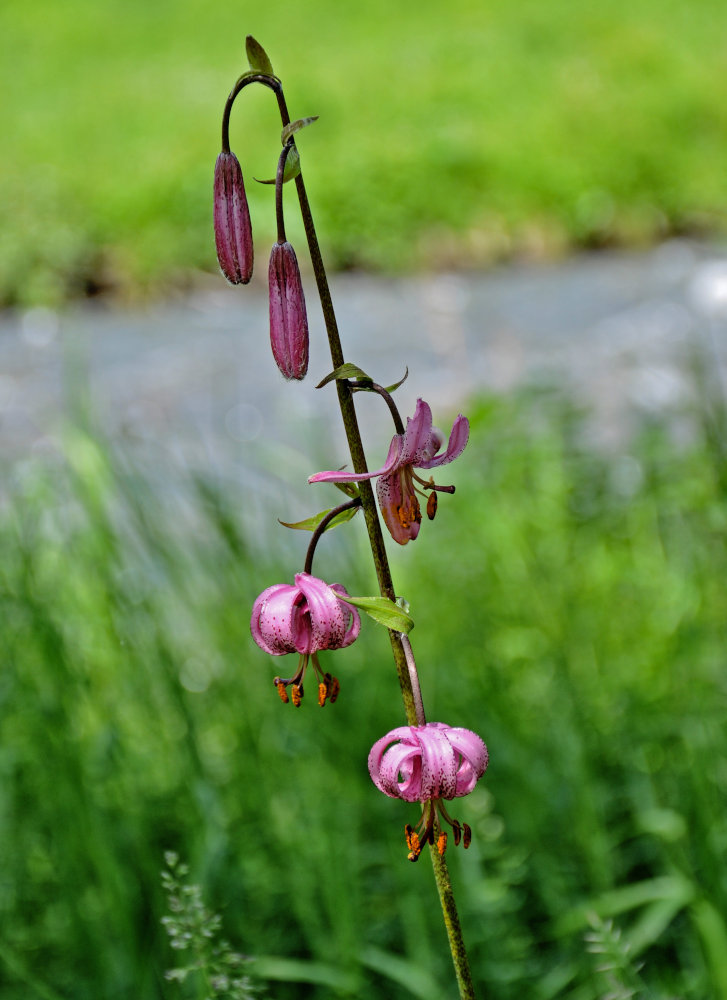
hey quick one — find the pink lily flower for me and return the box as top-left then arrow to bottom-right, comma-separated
309,399 -> 469,544
368,722 -> 488,860
251,572 -> 360,706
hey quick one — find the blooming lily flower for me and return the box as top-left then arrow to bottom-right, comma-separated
309,398 -> 469,544
368,722 -> 488,860
251,572 -> 360,706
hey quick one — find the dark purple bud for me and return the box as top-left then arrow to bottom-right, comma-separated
268,241 -> 309,380
213,151 -> 253,285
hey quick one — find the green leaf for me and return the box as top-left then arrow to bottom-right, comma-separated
338,595 -> 414,633
245,36 -> 274,76
335,482 -> 361,499
384,367 -> 409,393
281,117 -> 319,145
278,506 -> 359,532
254,146 -> 301,185
316,363 -> 373,389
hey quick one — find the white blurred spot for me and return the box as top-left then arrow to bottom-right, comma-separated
689,260 -> 727,318
21,307 -> 59,347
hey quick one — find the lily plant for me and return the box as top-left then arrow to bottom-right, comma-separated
216,37 -> 488,1000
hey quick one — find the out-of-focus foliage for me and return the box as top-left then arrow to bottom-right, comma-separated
0,0 -> 725,305
2,386 -> 727,998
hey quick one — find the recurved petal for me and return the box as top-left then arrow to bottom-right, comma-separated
214,151 -> 254,285
399,399 -> 434,467
417,414 -> 469,470
250,582 -> 299,654
268,241 -> 309,380
294,573 -> 348,651
368,726 -> 421,798
328,583 -> 361,647
442,725 -> 489,796
416,724 -> 458,800
308,434 -> 404,485
376,741 -> 424,801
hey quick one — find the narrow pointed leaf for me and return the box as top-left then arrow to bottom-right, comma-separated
384,367 -> 409,393
246,36 -> 274,76
255,146 -> 301,185
281,117 -> 319,145
317,363 -> 373,389
337,595 -> 414,633
278,506 -> 360,532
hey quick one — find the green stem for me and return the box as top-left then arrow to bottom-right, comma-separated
290,137 -> 479,1000
227,68 -> 478,1000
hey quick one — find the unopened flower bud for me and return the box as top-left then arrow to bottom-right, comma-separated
268,240 -> 309,380
214,151 -> 253,285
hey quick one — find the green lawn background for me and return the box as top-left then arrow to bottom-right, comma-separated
0,0 -> 725,305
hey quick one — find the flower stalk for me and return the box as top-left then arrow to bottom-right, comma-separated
222,40 -> 480,999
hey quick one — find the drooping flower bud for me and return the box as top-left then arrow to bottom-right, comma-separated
213,151 -> 254,285
268,240 -> 309,380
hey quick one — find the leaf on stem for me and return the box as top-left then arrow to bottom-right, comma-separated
384,367 -> 409,393
246,36 -> 274,76
335,482 -> 361,499
337,595 -> 415,633
281,117 -> 319,145
254,146 -> 301,184
317,363 -> 374,388
279,506 -> 360,532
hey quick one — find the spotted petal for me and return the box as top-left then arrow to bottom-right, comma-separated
368,722 -> 488,803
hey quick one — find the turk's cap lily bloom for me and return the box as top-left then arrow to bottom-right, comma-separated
214,151 -> 254,285
369,722 -> 488,861
268,240 -> 309,380
251,572 -> 360,707
309,399 -> 469,544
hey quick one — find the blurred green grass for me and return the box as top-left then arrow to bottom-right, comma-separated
1,0 -> 726,305
2,387 -> 727,998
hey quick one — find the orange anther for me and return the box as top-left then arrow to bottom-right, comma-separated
318,682 -> 327,707
291,683 -> 302,707
407,831 -> 422,862
437,832 -> 447,855
276,681 -> 289,704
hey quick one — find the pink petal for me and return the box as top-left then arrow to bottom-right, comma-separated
417,414 -> 469,470
250,583 -> 299,655
368,723 -> 488,803
294,573 -> 347,651
399,399 -> 434,467
328,583 -> 361,647
416,725 -> 457,799
368,727 -> 418,797
308,435 -> 403,485
376,471 -> 419,546
443,725 -> 489,796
